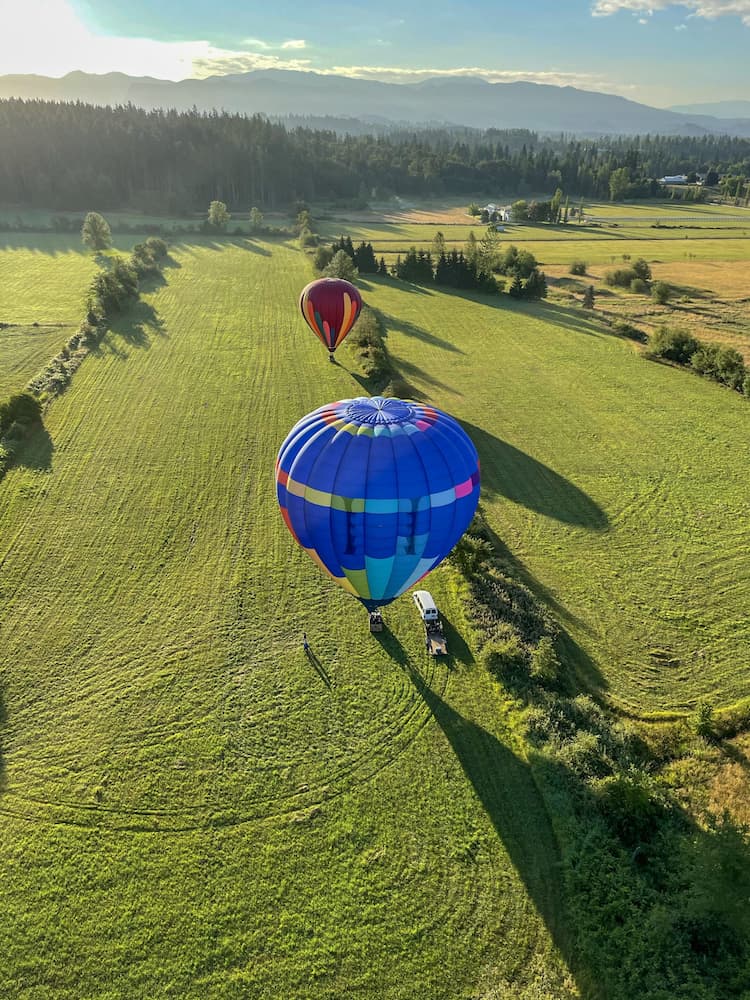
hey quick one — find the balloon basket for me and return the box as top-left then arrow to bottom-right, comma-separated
368,610 -> 384,633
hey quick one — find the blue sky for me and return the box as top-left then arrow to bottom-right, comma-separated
4,0 -> 749,106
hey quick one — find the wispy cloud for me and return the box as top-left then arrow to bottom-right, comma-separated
193,51 -> 312,76
592,0 -> 750,25
281,39 -> 306,50
324,64 -> 626,91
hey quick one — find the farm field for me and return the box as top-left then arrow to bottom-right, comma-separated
356,278 -> 750,715
546,259 -> 750,359
2,223 -> 750,996
0,238 -> 573,999
0,240 -> 96,395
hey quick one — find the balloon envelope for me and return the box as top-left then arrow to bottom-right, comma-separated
276,396 -> 480,610
299,278 -> 363,354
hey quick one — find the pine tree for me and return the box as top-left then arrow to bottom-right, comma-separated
508,273 -> 524,298
582,285 -> 595,309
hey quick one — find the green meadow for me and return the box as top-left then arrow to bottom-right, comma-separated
0,241 -> 95,395
0,238 -> 572,999
1,223 -> 749,996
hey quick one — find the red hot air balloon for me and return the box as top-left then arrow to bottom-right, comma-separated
299,278 -> 363,361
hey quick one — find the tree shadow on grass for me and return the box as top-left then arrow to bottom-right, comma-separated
12,423 -> 54,474
429,285 -> 619,340
170,238 -> 271,256
406,666 -> 576,982
380,311 -> 465,354
104,300 -> 167,352
476,515 -> 592,637
461,420 -> 609,532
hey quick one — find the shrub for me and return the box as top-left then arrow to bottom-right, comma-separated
594,769 -> 665,845
614,320 -> 647,343
324,250 -> 358,281
744,373 -> 750,398
482,635 -> 528,686
557,731 -> 609,778
569,260 -> 587,276
7,392 -> 42,426
651,281 -> 671,305
81,211 -> 112,251
692,701 -> 715,739
648,326 -> 700,364
144,237 -> 168,259
630,277 -> 649,294
715,346 -> 746,390
632,258 -> 652,281
313,245 -> 333,272
691,343 -> 720,378
605,267 -> 636,288
530,636 -> 561,685
299,227 -> 317,248
0,400 -> 10,436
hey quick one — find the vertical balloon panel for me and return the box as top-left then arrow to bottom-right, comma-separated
276,397 -> 480,610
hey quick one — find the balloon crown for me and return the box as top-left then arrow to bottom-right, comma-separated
344,397 -> 416,426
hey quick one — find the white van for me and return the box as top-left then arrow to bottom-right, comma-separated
412,590 -> 439,623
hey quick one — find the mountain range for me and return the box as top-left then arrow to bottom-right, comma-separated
1,69 -> 749,137
669,100 -> 750,120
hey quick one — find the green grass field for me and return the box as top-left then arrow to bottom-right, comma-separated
2,224 -> 749,996
0,238 -> 574,999
0,241 -> 96,395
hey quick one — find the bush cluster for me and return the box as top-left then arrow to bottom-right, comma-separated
0,392 -> 43,477
648,325 -> 749,395
26,239 -> 169,401
345,307 -> 392,382
604,257 -> 652,290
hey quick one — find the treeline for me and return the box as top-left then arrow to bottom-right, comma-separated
1,99 -> 749,211
318,232 -> 547,299
647,326 -> 750,396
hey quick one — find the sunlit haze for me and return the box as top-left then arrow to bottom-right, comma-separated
2,0 -> 750,113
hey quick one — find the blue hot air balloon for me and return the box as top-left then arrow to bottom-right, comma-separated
275,396 -> 480,610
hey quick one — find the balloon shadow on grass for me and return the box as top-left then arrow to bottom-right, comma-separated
406,665 -> 576,981
414,662 -> 750,995
461,421 -> 609,532
372,624 -> 408,666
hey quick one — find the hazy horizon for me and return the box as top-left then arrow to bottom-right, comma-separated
2,0 -> 749,109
